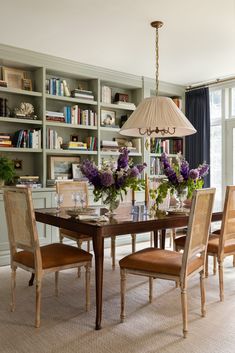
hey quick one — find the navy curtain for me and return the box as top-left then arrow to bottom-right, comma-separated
185,87 -> 210,187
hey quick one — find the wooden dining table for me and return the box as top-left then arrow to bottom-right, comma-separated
35,204 -> 222,330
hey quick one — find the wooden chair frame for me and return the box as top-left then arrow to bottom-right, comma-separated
120,188 -> 215,338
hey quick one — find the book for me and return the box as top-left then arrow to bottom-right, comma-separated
71,92 -> 94,100
101,86 -> 111,104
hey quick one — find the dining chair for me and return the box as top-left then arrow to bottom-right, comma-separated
119,188 -> 215,338
4,186 -> 92,328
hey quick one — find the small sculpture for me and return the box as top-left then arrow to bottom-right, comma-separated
14,103 -> 37,119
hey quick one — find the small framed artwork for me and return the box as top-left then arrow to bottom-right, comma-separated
101,109 -> 116,126
71,135 -> 79,142
22,78 -> 32,91
72,163 -> 83,180
48,156 -> 81,180
2,67 -> 24,89
13,159 -> 23,170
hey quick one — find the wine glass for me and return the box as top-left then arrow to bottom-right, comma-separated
72,192 -> 80,210
54,193 -> 64,211
80,191 -> 86,209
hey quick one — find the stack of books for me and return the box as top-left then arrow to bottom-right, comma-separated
0,133 -> 12,147
46,111 -> 65,122
16,176 -> 42,188
101,140 -> 119,152
63,105 -> 97,126
71,89 -> 94,100
114,101 -> 136,110
62,141 -> 87,150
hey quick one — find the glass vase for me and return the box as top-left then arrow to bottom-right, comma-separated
175,188 -> 188,209
102,193 -> 120,216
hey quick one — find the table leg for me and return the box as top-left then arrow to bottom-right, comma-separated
92,229 -> 104,330
153,230 -> 158,248
160,229 -> 166,249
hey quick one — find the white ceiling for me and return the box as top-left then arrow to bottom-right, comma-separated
1,0 -> 235,86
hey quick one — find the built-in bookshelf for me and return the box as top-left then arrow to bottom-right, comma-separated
0,44 -> 185,187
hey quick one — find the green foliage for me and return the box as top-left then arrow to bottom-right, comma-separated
0,156 -> 15,182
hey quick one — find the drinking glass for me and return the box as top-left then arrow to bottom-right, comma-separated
72,192 -> 80,210
54,193 -> 64,211
80,191 -> 86,209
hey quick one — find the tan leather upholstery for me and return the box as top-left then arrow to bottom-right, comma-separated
13,243 -> 92,269
120,247 -> 203,276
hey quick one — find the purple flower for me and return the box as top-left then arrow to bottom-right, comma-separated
100,171 -> 114,187
198,163 -> 209,177
115,176 -> 125,189
180,159 -> 189,180
189,169 -> 199,180
160,153 -> 171,169
129,166 -> 139,178
117,147 -> 129,170
165,167 -> 178,185
136,163 -> 147,174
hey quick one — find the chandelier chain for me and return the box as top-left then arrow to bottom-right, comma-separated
155,27 -> 159,96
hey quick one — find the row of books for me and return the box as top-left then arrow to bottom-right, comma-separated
46,107 -> 97,126
47,129 -> 62,149
8,129 -> 41,149
45,78 -> 70,96
150,138 -> 183,154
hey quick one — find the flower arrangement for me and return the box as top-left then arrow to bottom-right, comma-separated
81,148 -> 146,213
151,152 -> 209,207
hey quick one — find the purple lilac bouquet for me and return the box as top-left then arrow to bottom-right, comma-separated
81,148 -> 146,211
160,153 -> 209,199
156,152 -> 209,204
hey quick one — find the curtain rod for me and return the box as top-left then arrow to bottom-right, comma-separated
186,76 -> 235,91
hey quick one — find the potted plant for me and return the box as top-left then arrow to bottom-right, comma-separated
0,156 -> 15,186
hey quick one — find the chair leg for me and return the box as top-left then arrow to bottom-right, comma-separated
131,234 -> 136,253
180,284 -> 188,338
29,273 -> 35,286
55,271 -> 59,297
218,259 -> 224,301
120,268 -> 126,323
85,265 -> 91,311
172,229 -> 176,250
76,240 -> 83,277
59,233 -> 64,243
111,236 -> 116,270
11,266 -> 17,312
205,255 -> 209,278
87,240 -> 90,253
149,277 -> 153,303
35,276 -> 42,328
200,271 -> 206,317
213,255 -> 217,275
150,232 -> 153,247
233,255 -> 235,267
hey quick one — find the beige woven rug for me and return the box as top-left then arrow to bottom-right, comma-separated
1,242 -> 235,353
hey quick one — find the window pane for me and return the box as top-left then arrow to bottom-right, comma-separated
210,90 -> 222,123
232,88 -> 235,117
210,125 -> 222,211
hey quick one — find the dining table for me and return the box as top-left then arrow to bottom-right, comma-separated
35,204 -> 222,330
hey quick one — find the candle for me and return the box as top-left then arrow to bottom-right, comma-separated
145,173 -> 149,207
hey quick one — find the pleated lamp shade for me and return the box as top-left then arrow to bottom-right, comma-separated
119,96 -> 197,137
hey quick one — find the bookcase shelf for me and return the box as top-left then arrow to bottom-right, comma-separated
45,149 -> 97,155
0,117 -> 42,125
45,121 -> 97,130
0,44 -> 184,187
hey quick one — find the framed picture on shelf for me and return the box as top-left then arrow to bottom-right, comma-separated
2,67 -> 24,89
101,109 -> 116,126
72,163 -> 83,180
48,156 -> 80,180
22,78 -> 32,91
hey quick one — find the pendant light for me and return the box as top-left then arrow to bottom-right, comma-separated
120,21 -> 197,137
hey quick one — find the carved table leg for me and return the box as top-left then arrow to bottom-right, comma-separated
160,229 -> 166,249
153,230 -> 158,248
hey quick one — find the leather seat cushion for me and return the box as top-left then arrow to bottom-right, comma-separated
119,248 -> 203,276
60,228 -> 91,241
174,235 -> 186,248
13,243 -> 92,269
207,234 -> 235,254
